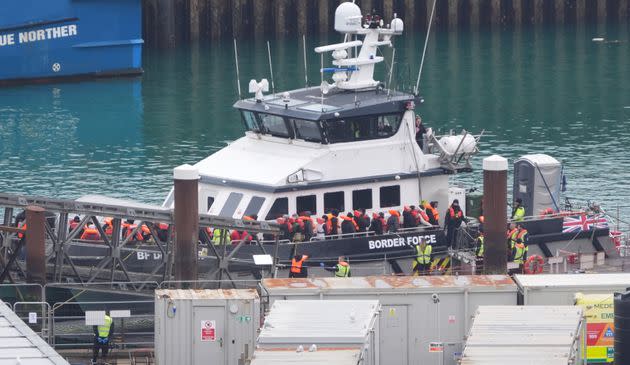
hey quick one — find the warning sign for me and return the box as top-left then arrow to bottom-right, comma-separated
429,342 -> 444,352
201,320 -> 216,342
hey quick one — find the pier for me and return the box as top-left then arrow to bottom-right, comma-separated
143,0 -> 630,47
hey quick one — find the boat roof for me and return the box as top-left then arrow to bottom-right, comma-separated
234,87 -> 419,121
0,300 -> 70,364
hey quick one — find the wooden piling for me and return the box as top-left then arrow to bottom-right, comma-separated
232,0 -> 242,39
555,0 -> 565,24
482,156 -> 508,275
470,0 -> 480,27
173,164 -> 199,286
597,0 -> 607,23
403,0 -> 415,30
490,0 -> 501,25
296,0 -> 308,35
157,0 -> 176,47
25,206 -> 46,285
275,0 -> 289,37
319,0 -> 330,34
448,0 -> 458,29
533,0 -> 544,24
576,0 -> 586,22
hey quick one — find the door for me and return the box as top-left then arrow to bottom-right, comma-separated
379,305 -> 408,365
193,306 -> 225,365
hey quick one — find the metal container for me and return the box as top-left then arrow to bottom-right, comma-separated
514,273 -> 630,305
257,300 -> 380,365
250,348 -> 363,365
260,275 -> 517,365
460,306 -> 586,365
154,289 -> 260,365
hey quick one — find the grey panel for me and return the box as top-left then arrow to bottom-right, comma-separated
193,306 -> 225,365
0,337 -> 31,348
218,193 -> 243,218
243,196 -> 265,217
0,348 -> 44,357
379,305 -> 408,365
545,239 -> 597,256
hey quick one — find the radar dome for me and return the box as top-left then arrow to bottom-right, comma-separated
334,2 -> 362,33
390,17 -> 404,34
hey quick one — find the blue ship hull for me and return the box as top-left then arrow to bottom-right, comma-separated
0,0 -> 143,85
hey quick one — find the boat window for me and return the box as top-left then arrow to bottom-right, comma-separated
241,111 -> 260,132
322,113 -> 403,143
380,185 -> 400,208
259,113 -> 290,138
265,197 -> 288,220
244,196 -> 265,218
296,195 -> 317,215
352,189 -> 373,210
207,197 -> 215,212
291,118 -> 322,142
219,192 -> 244,217
324,191 -> 345,213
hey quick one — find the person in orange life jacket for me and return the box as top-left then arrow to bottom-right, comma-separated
80,223 -> 101,241
154,222 -> 169,242
330,209 -> 340,235
354,209 -> 370,232
378,212 -> 388,233
289,254 -> 309,278
425,201 -> 440,225
275,216 -> 292,240
298,212 -> 314,241
341,213 -> 357,234
369,212 -> 384,235
69,215 -> 82,234
444,200 -> 466,248
506,222 -> 518,259
402,206 -> 416,228
387,210 -> 400,232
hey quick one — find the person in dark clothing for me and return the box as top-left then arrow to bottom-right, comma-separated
300,212 -> 314,241
354,210 -> 368,232
341,213 -> 357,234
277,217 -> 291,240
402,206 -> 416,228
330,210 -> 340,236
444,199 -> 466,248
387,210 -> 400,232
423,201 -> 439,226
92,312 -> 114,365
415,115 -> 427,150
369,213 -> 383,235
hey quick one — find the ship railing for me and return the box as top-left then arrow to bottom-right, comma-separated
13,301 -> 52,343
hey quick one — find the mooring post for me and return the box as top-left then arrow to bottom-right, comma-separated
25,206 -> 46,285
483,155 -> 508,274
173,164 -> 199,287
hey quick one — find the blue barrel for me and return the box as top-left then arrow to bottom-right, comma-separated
614,290 -> 630,364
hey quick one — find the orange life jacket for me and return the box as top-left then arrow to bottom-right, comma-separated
290,255 -> 308,274
17,222 -> 26,239
449,207 -> 463,218
419,210 -> 429,222
80,227 -> 101,241
69,220 -> 80,232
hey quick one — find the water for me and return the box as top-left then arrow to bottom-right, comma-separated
1,23 -> 629,219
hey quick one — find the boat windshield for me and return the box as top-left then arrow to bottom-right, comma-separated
323,113 -> 402,143
240,110 -> 324,142
290,118 -> 322,142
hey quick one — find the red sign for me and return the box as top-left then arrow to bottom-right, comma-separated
201,320 -> 216,342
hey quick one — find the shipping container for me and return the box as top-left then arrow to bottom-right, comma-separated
460,306 -> 586,365
257,300 -> 380,365
514,273 -> 630,305
260,275 -> 517,365
154,289 -> 260,365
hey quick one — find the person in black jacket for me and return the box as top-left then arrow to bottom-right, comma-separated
444,200 -> 467,248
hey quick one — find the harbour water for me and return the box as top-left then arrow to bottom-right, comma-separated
1,23 -> 629,218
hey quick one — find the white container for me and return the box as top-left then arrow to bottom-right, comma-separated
514,273 -> 630,305
257,300 -> 380,365
461,305 -> 585,365
250,348 -> 362,365
261,275 -> 517,365
154,289 -> 260,365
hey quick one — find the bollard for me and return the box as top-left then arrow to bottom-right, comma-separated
173,164 -> 199,286
25,205 -> 46,285
482,155 -> 508,274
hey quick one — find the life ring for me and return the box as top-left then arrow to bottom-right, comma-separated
524,255 -> 544,274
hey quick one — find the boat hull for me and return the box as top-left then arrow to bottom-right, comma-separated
0,0 -> 143,84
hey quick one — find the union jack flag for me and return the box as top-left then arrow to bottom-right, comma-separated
562,214 -> 609,234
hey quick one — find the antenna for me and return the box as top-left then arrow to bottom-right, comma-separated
387,48 -> 396,97
320,53 -> 324,111
303,34 -> 308,88
414,0 -> 437,95
233,38 -> 242,99
267,41 -> 276,96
